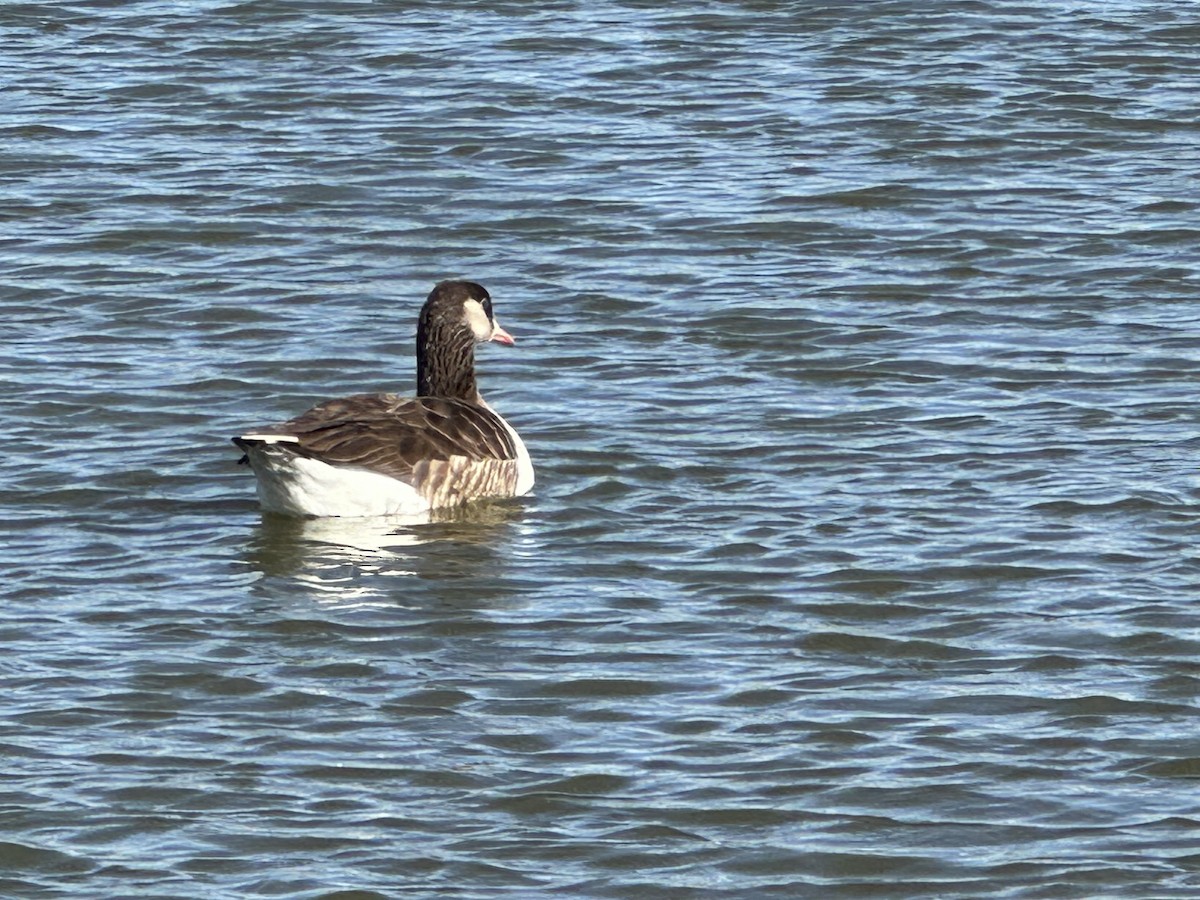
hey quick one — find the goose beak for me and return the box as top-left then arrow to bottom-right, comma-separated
490,322 -> 515,346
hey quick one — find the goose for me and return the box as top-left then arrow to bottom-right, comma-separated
232,280 -> 534,517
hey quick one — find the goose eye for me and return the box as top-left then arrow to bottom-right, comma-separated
482,298 -> 494,319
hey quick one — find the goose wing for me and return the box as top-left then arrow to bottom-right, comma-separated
234,393 -> 520,501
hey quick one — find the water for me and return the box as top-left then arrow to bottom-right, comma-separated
3,1 -> 1200,896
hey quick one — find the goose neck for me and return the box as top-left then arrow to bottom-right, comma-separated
416,320 -> 478,401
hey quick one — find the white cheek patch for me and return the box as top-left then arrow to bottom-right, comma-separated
463,298 -> 494,341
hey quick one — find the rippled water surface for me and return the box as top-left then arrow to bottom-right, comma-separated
4,1 -> 1200,897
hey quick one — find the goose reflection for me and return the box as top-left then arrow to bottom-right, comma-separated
242,500 -> 524,601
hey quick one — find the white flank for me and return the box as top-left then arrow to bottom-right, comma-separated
242,446 -> 429,517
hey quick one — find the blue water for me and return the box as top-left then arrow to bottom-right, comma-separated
3,1 -> 1200,897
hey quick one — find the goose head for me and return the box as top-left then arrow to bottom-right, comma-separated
416,280 -> 515,401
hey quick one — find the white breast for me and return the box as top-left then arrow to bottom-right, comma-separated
511,425 -> 535,496
483,399 -> 534,497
